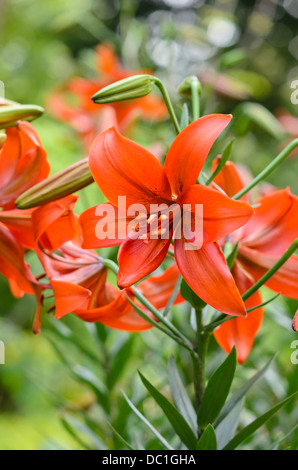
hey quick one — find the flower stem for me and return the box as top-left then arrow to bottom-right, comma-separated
102,258 -> 193,350
233,139 -> 298,200
192,308 -> 210,415
154,78 -> 181,135
190,77 -> 201,121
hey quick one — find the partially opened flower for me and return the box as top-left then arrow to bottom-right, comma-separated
0,121 -> 51,248
39,241 -> 183,332
211,159 -> 298,362
0,121 -> 50,209
80,114 -> 254,317
0,194 -> 80,250
47,43 -> 167,150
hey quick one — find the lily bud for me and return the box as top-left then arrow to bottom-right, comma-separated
0,104 -> 44,129
0,133 -> 6,148
177,76 -> 202,99
16,158 -> 94,209
92,74 -> 156,104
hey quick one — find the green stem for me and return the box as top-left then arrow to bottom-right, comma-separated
192,309 -> 210,415
102,258 -> 193,350
233,139 -> 298,200
154,78 -> 181,135
204,293 -> 280,332
190,78 -> 201,121
162,274 -> 182,317
126,295 -> 194,353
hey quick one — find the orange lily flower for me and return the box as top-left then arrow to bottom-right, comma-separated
211,159 -> 298,362
0,194 -> 80,251
0,196 -> 81,333
0,122 -> 83,332
80,114 -> 254,317
38,241 -> 183,332
47,43 -> 167,150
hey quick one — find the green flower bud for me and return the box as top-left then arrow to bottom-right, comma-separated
92,74 -> 156,104
0,104 -> 44,129
177,76 -> 202,99
16,158 -> 94,209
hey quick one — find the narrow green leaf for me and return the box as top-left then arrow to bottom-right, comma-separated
60,414 -> 106,450
107,336 -> 135,389
139,371 -> 198,449
72,365 -> 107,401
206,139 -> 235,185
180,103 -> 190,130
224,392 -> 298,450
216,398 -> 244,449
214,355 -> 276,427
61,415 -> 92,450
180,278 -> 207,310
168,356 -> 197,434
226,242 -> 239,270
197,424 -> 217,450
122,392 -> 174,450
270,424 -> 298,450
48,321 -> 100,363
107,422 -> 135,451
198,348 -> 237,430
47,337 -> 108,405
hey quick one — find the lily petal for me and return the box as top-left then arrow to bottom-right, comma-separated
76,284 -> 153,332
89,128 -> 172,208
174,240 -> 247,317
33,195 -> 79,250
212,159 -> 249,202
0,122 -> 50,209
0,225 -> 36,296
179,184 -> 253,245
117,235 -> 173,288
241,189 -> 294,245
0,208 -> 35,249
164,114 -> 232,196
52,281 -> 92,319
238,246 -> 298,299
80,203 -> 132,248
214,262 -> 264,364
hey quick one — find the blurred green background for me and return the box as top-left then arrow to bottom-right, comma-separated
0,0 -> 297,450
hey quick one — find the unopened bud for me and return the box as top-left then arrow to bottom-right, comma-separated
16,158 -> 94,209
92,74 -> 156,104
177,76 -> 202,99
0,104 -> 44,129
